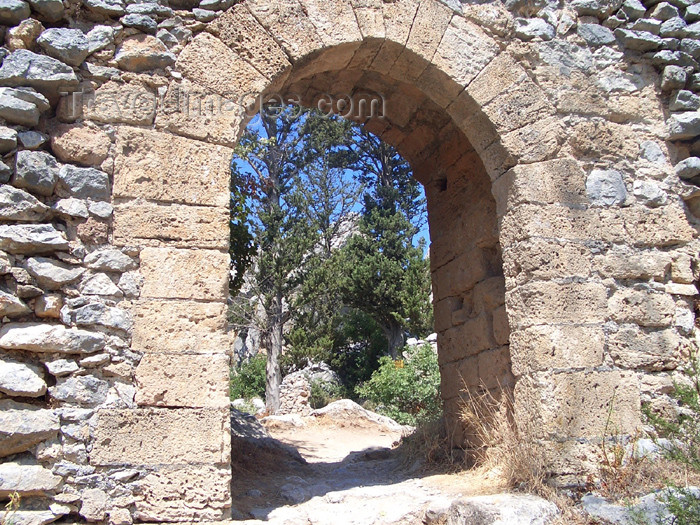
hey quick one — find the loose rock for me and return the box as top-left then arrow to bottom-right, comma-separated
0,400 -> 59,457
0,356 -> 47,397
0,322 -> 105,353
57,165 -> 110,201
0,462 -> 62,496
0,185 -> 49,222
0,49 -> 79,93
25,256 -> 85,290
27,0 -> 64,22
0,289 -> 31,317
0,224 -> 68,254
37,28 -> 90,67
0,0 -> 30,26
14,149 -> 59,196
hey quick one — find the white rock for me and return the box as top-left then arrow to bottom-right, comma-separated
25,256 -> 85,290
80,273 -> 122,296
0,322 -> 105,354
0,462 -> 62,496
0,400 -> 59,457
84,248 -> 137,272
0,356 -> 46,396
45,358 -> 78,376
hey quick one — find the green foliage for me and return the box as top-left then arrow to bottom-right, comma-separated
230,354 -> 266,400
356,344 -> 441,425
309,378 -> 347,409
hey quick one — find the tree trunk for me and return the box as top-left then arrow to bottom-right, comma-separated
381,320 -> 405,360
265,293 -> 283,414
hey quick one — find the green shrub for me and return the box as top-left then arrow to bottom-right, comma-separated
309,378 -> 347,409
355,343 -> 441,425
230,354 -> 266,400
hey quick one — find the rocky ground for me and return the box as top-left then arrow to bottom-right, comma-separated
228,400 -> 559,525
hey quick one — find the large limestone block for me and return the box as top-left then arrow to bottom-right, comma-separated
113,127 -> 231,207
0,323 -> 105,353
154,79 -> 243,148
140,248 -> 229,301
427,14 -> 498,89
301,0 -> 362,47
510,325 -> 605,376
608,326 -> 681,371
135,353 -> 230,408
432,247 -> 493,300
466,53 -> 528,109
0,400 -> 59,457
438,312 -> 495,365
131,299 -> 229,353
492,159 -> 588,217
91,408 -> 231,465
176,33 -> 267,98
514,370 -> 641,440
134,466 -> 231,522
207,4 -> 291,82
506,281 -> 608,329
350,0 -> 385,39
609,288 -> 676,327
246,0 -> 325,61
84,81 -> 156,126
502,239 -> 592,287
368,1 -> 418,73
594,248 -> 671,281
113,201 -> 229,250
389,0 -> 454,82
0,463 -> 62,496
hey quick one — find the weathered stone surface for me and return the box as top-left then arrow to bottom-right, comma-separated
113,201 -> 229,250
609,326 -> 681,371
0,49 -> 79,92
115,34 -> 175,72
18,130 -> 47,150
0,126 -> 18,153
86,25 -> 114,54
25,257 -> 84,289
0,462 -> 62,497
131,299 -> 229,353
0,224 -> 68,254
120,13 -> 157,34
507,282 -> 608,329
0,400 -> 59,457
514,18 -> 555,41
79,273 -> 122,296
609,288 -> 676,327
74,303 -> 132,331
50,124 -> 110,167
82,0 -> 124,17
510,325 -> 605,376
0,323 -> 105,353
0,87 -> 41,126
176,32 -> 267,98
27,0 -> 63,22
91,408 -> 230,465
134,466 -> 230,521
84,249 -> 136,272
668,111 -> 700,139
79,488 -> 108,522
34,293 -> 61,318
0,0 -> 30,26
0,356 -> 46,396
52,198 -> 89,219
114,127 -> 231,207
515,370 -> 641,440
140,247 -> 229,301
44,357 -> 77,376
50,375 -> 109,405
436,494 -> 559,525
14,150 -> 59,196
56,165 -> 110,201
83,80 -> 156,126
578,23 -> 616,45
135,353 -> 230,408
0,185 -> 49,222
37,28 -> 90,66
0,289 -> 30,317
675,156 -> 700,179
586,169 -> 627,206
615,29 -> 663,51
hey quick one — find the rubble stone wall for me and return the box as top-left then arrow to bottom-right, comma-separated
0,0 -> 699,520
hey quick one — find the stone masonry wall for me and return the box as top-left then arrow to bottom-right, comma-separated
0,0 -> 699,521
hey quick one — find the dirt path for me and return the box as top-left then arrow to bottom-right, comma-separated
229,404 -> 513,524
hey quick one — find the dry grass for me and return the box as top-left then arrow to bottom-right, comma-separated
1,493 -> 20,525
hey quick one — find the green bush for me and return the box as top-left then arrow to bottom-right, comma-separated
355,343 -> 441,425
309,378 -> 347,409
230,354 -> 266,400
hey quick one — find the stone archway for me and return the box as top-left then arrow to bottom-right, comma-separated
1,0 -> 698,521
